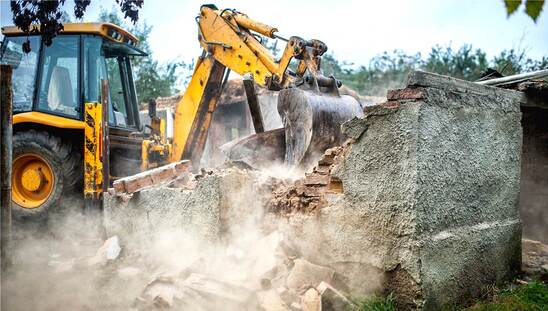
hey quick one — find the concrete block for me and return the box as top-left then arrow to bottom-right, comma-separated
104,169 -> 255,247
282,71 -> 523,309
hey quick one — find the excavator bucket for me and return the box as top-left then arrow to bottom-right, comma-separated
278,88 -> 364,167
224,87 -> 363,169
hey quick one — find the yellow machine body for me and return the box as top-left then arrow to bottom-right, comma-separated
4,5 -> 353,212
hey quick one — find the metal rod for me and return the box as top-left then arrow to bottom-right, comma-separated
101,80 -> 110,194
476,69 -> 548,86
242,73 -> 265,133
1,64 -> 13,273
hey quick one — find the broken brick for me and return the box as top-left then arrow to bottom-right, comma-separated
304,175 -> 330,186
387,87 -> 425,101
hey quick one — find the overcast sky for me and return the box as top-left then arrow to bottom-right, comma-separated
1,0 -> 547,67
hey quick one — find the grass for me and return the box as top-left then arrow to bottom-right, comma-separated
348,293 -> 397,311
466,280 -> 548,311
347,281 -> 547,311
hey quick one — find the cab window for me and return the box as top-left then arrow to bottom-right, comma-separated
37,36 -> 80,118
83,36 -> 115,125
106,56 -> 130,127
0,36 -> 40,112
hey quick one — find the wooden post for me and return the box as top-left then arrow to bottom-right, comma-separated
243,73 -> 265,133
1,65 -> 13,272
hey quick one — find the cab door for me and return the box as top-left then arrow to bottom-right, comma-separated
83,36 -> 146,177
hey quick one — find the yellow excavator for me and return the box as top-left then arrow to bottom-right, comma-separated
0,4 -> 362,220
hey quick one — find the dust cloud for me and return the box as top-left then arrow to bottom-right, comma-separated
2,165 -> 383,311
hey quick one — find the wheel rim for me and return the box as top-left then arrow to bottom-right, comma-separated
12,154 -> 55,209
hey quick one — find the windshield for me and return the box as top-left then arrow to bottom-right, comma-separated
0,36 -> 40,112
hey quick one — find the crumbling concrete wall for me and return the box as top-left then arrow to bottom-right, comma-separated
104,169 -> 256,247
520,106 -> 548,244
278,71 -> 523,309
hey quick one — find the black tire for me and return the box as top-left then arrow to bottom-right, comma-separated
12,130 -> 82,220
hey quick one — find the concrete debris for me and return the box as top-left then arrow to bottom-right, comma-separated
268,145 -> 348,215
522,239 -> 548,280
117,266 -> 142,279
316,281 -> 356,311
301,288 -> 321,311
112,160 -> 190,194
286,259 -> 335,290
48,258 -> 76,273
183,273 -> 260,310
98,71 -> 527,310
87,236 -> 121,266
138,275 -> 183,309
136,272 -> 264,310
277,286 -> 299,306
257,290 -> 290,311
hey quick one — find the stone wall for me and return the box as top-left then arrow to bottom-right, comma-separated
103,169 -> 256,248
278,71 -> 523,309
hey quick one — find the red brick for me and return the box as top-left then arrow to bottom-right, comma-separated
387,88 -> 424,101
304,174 -> 330,186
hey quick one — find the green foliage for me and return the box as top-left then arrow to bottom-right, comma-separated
504,0 -> 545,22
467,281 -> 548,311
505,0 -> 522,15
348,294 -> 397,311
423,44 -> 488,81
98,7 -> 188,102
320,44 -> 547,97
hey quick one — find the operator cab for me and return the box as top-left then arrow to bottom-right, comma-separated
0,23 -> 147,131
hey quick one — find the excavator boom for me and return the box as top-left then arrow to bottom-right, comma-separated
170,5 -> 363,168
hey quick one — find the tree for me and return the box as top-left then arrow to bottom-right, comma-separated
10,0 -> 144,52
423,45 -> 488,81
321,44 -> 547,97
504,0 -> 545,22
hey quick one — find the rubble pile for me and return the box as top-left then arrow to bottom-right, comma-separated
268,144 -> 351,215
129,232 -> 358,311
522,239 -> 548,281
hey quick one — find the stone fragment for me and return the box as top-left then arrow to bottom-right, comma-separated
301,288 -> 321,311
316,281 -> 356,311
117,266 -> 142,279
289,302 -> 303,311
183,273 -> 260,310
48,258 -> 75,273
87,236 -> 121,266
277,286 -> 299,306
257,290 -> 290,311
286,259 -> 335,290
522,239 -> 548,279
137,275 -> 182,309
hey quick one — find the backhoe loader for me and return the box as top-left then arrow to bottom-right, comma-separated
0,4 -> 362,220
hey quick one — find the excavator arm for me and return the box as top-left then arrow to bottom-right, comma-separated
159,4 -> 364,170
170,5 -> 335,165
